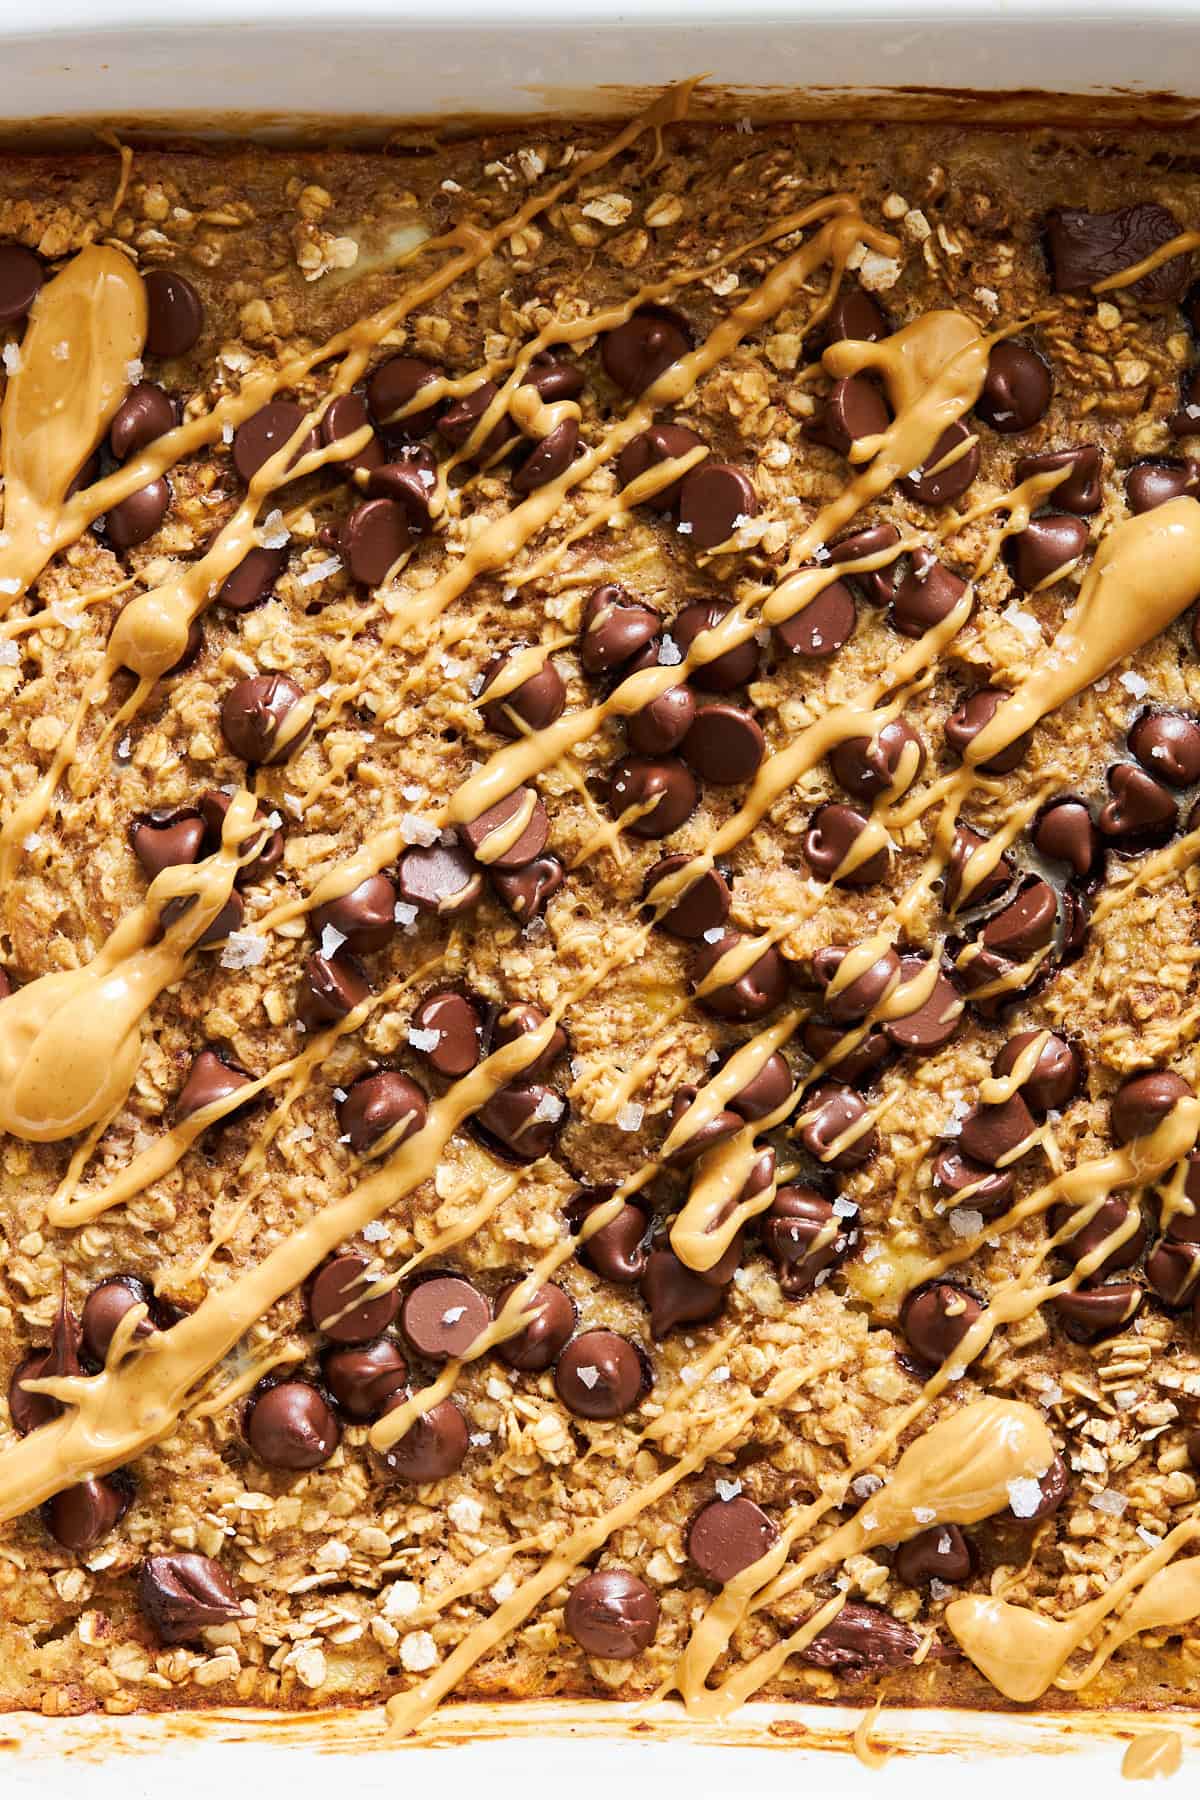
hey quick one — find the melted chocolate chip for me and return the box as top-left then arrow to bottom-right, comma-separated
411,990 -> 484,1078
1098,763 -> 1177,850
812,943 -> 901,1022
802,1018 -> 893,1085
144,269 -> 204,358
313,872 -> 398,953
1112,1070 -> 1193,1143
1129,707 -> 1200,787
397,841 -> 483,915
245,1381 -> 340,1470
601,307 -> 691,394
377,1393 -> 468,1483
672,598 -> 759,692
338,1071 -> 428,1154
1008,513 -> 1089,590
931,1148 -> 1014,1217
640,1248 -> 725,1337
677,462 -> 758,550
1146,1238 -> 1200,1307
799,1601 -> 926,1674
512,418 -> 580,494
297,950 -> 370,1031
138,1554 -> 243,1643
901,1282 -> 983,1366
898,422 -> 979,506
643,854 -> 731,940
174,1050 -> 253,1126
1045,202 -> 1191,303
217,546 -> 288,612
823,284 -> 890,345
1126,458 -> 1200,514
805,376 -> 890,456
1010,1454 -> 1070,1522
957,1092 -> 1038,1168
945,688 -> 1031,775
341,497 -> 412,585
555,1330 -> 645,1417
320,393 -> 385,476
475,1082 -> 566,1162
802,803 -> 889,886
1014,445 -> 1103,515
729,1050 -> 793,1120
981,879 -> 1059,959
130,808 -> 206,881
580,585 -> 661,676
1054,1197 -> 1148,1276
322,1339 -> 408,1419
490,855 -> 564,923
608,755 -> 698,838
828,521 -> 903,605
762,1185 -> 855,1296
110,383 -> 176,460
401,1275 -> 490,1360
616,421 -> 708,509
366,450 -> 438,528
798,1082 -> 877,1169
944,824 -> 1015,913
309,1252 -> 400,1344
437,381 -> 508,460
479,651 -> 566,736
367,355 -> 442,438
976,340 -> 1052,433
461,787 -> 550,869
691,929 -> 789,1022
564,1569 -> 659,1658
1052,1282 -> 1142,1340
232,401 -> 319,482
0,244 -> 43,325
777,575 -> 860,663
45,1477 -> 129,1552
890,551 -> 969,637
1033,798 -> 1101,878
681,703 -> 764,784
893,1524 -> 974,1588
993,1030 -> 1083,1115
664,1088 -> 742,1169
569,1189 -> 649,1284
220,673 -> 310,766
688,1496 -> 779,1583
493,1280 -> 575,1372
628,685 -> 695,754
829,718 -> 925,802
81,1277 -> 153,1366
106,478 -> 170,551
492,1002 -> 567,1079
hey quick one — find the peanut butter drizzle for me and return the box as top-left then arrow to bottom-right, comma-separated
0,791 -> 257,1143
1092,229 -> 1200,293
1122,1732 -> 1184,1782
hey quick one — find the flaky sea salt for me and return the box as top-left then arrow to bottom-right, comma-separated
1119,671 -> 1150,699
408,1027 -> 440,1053
2,343 -> 22,376
319,923 -> 346,958
442,1306 -> 467,1325
1093,1490 -> 1128,1517
0,639 -> 19,665
260,509 -> 290,550
219,931 -> 267,970
949,1206 -> 984,1238
222,421 -> 235,444
575,1365 -> 600,1389
851,1474 -> 883,1500
831,1197 -> 858,1218
913,1506 -> 936,1524
297,555 -> 341,587
126,358 -> 144,384
361,1220 -> 388,1243
1006,1477 -> 1041,1519
657,635 -> 683,666
702,925 -> 724,943
534,1092 -> 565,1123
394,901 -> 418,927
401,813 -> 438,847
447,1496 -> 483,1532
616,1101 -> 644,1132
714,1478 -> 743,1502
0,576 -> 22,595
1137,1526 -> 1164,1549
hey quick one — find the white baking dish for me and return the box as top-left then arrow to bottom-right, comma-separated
0,1 -> 1197,1789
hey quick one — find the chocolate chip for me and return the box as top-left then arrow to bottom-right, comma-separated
313,872 -> 398,953
1098,763 -> 1177,849
1008,513 -> 1089,590
1146,1239 -> 1200,1306
564,1569 -> 659,1658
762,1185 -> 855,1295
322,1338 -> 408,1419
377,1392 -> 469,1484
1015,445 -> 1103,515
81,1277 -> 153,1366
681,703 -> 764,784
890,551 -> 969,637
640,1248 -> 725,1337
812,943 -> 901,1022
672,599 -> 758,692
220,673 -> 309,765
893,1524 -> 973,1587
106,478 -> 170,551
138,1553 -> 243,1643
691,929 -> 789,1022
217,546 -> 288,612
1129,707 -> 1200,787
774,578 -> 857,659
320,393 -> 384,477
1052,1282 -> 1142,1341
1033,798 -> 1101,877
310,1252 -> 400,1344
437,382 -> 509,460
490,854 -> 564,923
822,283 -> 892,346
411,990 -> 484,1078
0,243 -> 42,325
802,1018 -> 893,1085
338,1071 -> 428,1154
799,1082 -> 877,1169
798,1601 -> 925,1674
461,787 -> 550,868
944,824 -> 1014,913
608,755 -> 698,838
688,1496 -> 778,1583
525,354 -> 585,405
174,1050 -> 253,1125
245,1380 -> 340,1470
1112,1070 -> 1193,1143
397,841 -> 483,915
957,1093 -> 1038,1168
829,718 -> 925,802
555,1329 -> 645,1416
602,307 -> 691,394
628,685 -> 695,754
898,422 -> 979,506
8,1291 -> 79,1436
580,585 -> 660,676
1045,202 -> 1191,303
677,462 -> 758,550
976,340 -> 1052,433
571,1190 -> 650,1284
144,269 -> 204,357
492,1002 -> 567,1079
729,1050 -> 793,1120
494,1281 -> 575,1372
160,885 -> 242,947
806,376 -> 890,458
802,803 -> 889,886
616,421 -> 707,509
1170,367 -> 1200,437
297,950 -> 370,1031
945,688 -> 1031,775
664,1087 -> 742,1168
512,418 -> 579,493
401,1275 -> 490,1360
1011,1454 -> 1069,1522
931,1148 -> 1014,1217
828,521 -> 903,605
475,1082 -> 566,1162
981,879 -> 1058,959
367,355 -> 442,439
643,854 -> 731,940
901,1282 -> 982,1366
45,1477 -> 129,1552
1054,1197 -> 1148,1275
1126,458 -> 1200,514
232,401 -> 319,483
479,651 -> 566,736
341,497 -> 411,585
366,450 -> 438,530
130,808 -> 205,881
110,383 -> 176,460
993,1030 -> 1083,1115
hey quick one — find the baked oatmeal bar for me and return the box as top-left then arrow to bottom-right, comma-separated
1,88 -> 1200,1728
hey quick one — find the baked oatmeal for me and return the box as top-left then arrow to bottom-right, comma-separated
1,86 -> 1200,1730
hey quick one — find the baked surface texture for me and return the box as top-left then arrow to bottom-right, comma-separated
2,99 -> 1200,1726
